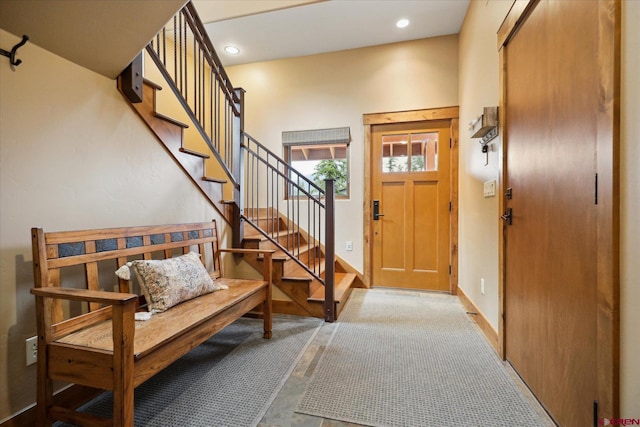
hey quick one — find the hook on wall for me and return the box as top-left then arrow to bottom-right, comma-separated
1,35 -> 29,67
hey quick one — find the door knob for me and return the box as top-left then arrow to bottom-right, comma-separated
501,208 -> 513,225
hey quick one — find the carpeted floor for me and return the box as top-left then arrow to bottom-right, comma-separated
295,289 -> 553,427
61,315 -> 322,427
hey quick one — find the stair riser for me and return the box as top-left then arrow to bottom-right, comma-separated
245,218 -> 283,234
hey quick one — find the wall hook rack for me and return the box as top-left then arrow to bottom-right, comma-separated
1,35 -> 29,67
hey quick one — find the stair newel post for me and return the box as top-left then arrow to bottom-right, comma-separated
232,87 -> 246,248
324,179 -> 336,322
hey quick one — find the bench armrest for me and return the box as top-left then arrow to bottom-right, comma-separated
31,287 -> 138,306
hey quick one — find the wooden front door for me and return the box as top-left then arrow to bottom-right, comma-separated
502,1 -> 602,425
372,121 -> 450,291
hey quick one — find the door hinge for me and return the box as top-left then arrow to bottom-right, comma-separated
594,173 -> 598,205
593,400 -> 598,427
449,201 -> 452,212
448,265 -> 452,275
449,138 -> 452,149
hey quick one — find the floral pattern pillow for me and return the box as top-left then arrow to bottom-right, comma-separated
119,252 -> 227,313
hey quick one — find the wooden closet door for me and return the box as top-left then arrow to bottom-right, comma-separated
504,1 -> 599,426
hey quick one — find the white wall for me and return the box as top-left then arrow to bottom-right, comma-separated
227,37 -> 459,271
620,0 -> 640,416
0,29 -> 224,421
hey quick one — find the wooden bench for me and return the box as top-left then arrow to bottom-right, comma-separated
30,220 -> 273,427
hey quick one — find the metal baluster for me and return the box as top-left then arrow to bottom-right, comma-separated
162,27 -> 166,66
173,16 -> 177,87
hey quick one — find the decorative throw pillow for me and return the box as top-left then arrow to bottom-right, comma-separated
115,251 -> 227,315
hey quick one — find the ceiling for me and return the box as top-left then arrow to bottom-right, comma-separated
193,0 -> 470,66
0,0 -> 469,78
0,0 -> 185,78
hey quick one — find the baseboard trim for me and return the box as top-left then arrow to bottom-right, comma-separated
0,385 -> 102,427
457,287 -> 500,354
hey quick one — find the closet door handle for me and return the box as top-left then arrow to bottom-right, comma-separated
501,208 -> 513,226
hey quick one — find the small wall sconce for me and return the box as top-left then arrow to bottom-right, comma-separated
469,106 -> 498,165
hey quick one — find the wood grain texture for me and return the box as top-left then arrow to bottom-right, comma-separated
363,106 -> 459,125
497,0 -> 536,49
498,45 -> 508,361
457,287 -> 499,354
500,1 -> 619,424
449,118 -> 459,295
371,122 -> 451,290
362,108 -> 459,289
595,0 -> 621,418
31,220 -> 274,426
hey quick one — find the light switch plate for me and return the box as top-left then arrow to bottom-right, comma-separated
483,180 -> 496,197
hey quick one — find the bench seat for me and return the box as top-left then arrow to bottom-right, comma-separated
57,279 -> 267,357
30,221 -> 274,426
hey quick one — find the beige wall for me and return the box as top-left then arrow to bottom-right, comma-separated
0,29 -> 224,421
227,36 -> 459,271
457,0 -> 513,333
621,0 -> 640,416
459,0 -> 640,416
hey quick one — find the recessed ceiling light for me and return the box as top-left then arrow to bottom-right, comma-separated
396,18 -> 410,29
224,46 -> 240,55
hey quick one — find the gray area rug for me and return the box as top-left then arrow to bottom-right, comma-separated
64,315 -> 322,427
296,289 -> 551,427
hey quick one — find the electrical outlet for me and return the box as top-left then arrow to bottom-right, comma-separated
345,241 -> 353,251
481,278 -> 485,295
26,336 -> 37,366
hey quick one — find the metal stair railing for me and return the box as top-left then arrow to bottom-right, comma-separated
146,1 -> 239,187
145,1 -> 336,321
242,133 -> 336,321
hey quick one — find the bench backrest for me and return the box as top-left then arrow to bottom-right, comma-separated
32,221 -> 221,323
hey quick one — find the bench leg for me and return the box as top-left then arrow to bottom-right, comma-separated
35,377 -> 53,426
112,304 -> 135,427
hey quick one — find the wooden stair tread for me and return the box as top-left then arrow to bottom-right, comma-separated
179,147 -> 210,159
257,244 -> 319,262
280,276 -> 313,283
153,112 -> 189,128
202,176 -> 228,184
243,229 -> 298,241
307,273 -> 356,303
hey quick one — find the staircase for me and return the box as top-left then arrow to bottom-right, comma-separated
120,78 -> 234,224
241,208 -> 356,318
118,1 -> 360,320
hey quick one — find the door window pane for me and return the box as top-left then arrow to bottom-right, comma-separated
382,132 -> 438,173
382,134 -> 409,173
410,132 -> 438,172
